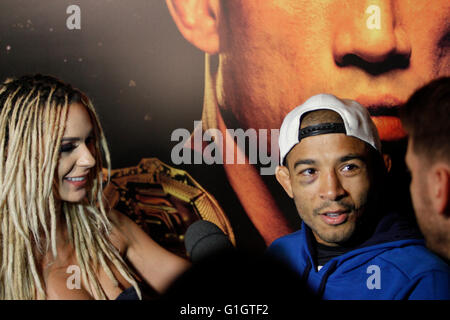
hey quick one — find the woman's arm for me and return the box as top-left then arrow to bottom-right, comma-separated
109,209 -> 190,293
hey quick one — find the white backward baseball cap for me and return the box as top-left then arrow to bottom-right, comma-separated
279,93 -> 382,165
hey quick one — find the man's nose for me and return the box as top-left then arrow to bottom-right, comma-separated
319,170 -> 346,201
77,143 -> 96,168
332,0 -> 411,73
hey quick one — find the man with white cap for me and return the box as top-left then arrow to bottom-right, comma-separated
268,94 -> 450,299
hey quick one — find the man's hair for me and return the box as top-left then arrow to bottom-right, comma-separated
400,77 -> 450,162
284,110 -> 343,166
300,109 -> 344,129
0,74 -> 140,299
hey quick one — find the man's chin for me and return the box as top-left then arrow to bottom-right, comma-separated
314,224 -> 356,246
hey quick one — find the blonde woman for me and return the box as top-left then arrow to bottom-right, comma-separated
0,74 -> 189,300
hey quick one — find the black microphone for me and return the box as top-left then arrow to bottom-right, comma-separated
162,220 -> 316,306
184,220 -> 234,262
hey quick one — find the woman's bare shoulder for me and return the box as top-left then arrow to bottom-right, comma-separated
107,208 -> 133,254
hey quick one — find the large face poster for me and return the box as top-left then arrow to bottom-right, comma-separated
1,0 -> 449,255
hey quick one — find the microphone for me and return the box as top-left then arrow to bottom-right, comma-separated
184,220 -> 234,262
162,219 -> 316,305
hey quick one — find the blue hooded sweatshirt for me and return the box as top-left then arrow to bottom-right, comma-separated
267,212 -> 450,300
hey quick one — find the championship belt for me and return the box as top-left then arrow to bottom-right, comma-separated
103,158 -> 235,258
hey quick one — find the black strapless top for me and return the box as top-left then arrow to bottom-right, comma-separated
115,286 -> 140,300
115,282 -> 159,300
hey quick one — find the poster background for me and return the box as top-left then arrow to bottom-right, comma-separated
1,0 -> 448,252
0,0 -> 202,168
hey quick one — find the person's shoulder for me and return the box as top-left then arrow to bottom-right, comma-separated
378,244 -> 450,299
109,208 -> 145,235
268,229 -> 303,249
107,208 -> 134,253
378,242 -> 449,278
266,230 -> 305,263
349,241 -> 449,299
108,208 -> 129,226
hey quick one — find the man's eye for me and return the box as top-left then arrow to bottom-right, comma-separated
342,164 -> 357,171
60,143 -> 76,153
341,163 -> 361,175
300,168 -> 316,176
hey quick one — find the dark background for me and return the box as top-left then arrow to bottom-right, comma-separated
0,0 -> 204,168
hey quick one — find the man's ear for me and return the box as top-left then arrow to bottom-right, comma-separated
382,153 -> 392,172
166,0 -> 220,54
429,163 -> 450,218
275,166 -> 294,199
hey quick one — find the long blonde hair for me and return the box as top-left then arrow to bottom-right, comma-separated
0,74 -> 141,299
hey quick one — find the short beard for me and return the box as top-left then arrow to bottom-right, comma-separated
310,195 -> 375,247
